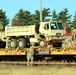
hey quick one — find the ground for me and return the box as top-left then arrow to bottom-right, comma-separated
0,64 -> 76,75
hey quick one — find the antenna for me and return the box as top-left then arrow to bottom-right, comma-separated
40,0 -> 42,22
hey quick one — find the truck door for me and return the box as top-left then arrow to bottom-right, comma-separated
43,23 -> 50,35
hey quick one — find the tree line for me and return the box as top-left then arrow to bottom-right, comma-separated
0,8 -> 76,28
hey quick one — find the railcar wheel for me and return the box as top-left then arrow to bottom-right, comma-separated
10,39 -> 17,48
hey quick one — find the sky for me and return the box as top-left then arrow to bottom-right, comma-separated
0,0 -> 76,25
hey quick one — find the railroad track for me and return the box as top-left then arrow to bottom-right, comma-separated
0,61 -> 76,66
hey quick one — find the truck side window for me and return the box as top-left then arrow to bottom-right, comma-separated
44,23 -> 49,30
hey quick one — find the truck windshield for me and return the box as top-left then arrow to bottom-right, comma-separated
58,23 -> 64,30
51,23 -> 58,30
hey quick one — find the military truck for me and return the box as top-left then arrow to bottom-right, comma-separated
0,21 -> 65,48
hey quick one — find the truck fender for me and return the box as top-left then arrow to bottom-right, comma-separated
35,24 -> 40,34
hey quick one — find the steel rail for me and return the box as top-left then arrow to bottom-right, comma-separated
0,61 -> 76,65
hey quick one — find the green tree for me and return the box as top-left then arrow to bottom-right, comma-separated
0,9 -> 9,28
72,12 -> 76,29
31,8 -> 51,24
30,10 -> 40,25
58,8 -> 71,23
42,8 -> 51,21
52,10 -> 58,21
12,9 -> 31,26
12,8 -> 51,26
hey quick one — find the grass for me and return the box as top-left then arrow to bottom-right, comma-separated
0,64 -> 76,75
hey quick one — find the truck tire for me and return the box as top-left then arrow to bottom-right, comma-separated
0,41 -> 6,48
35,24 -> 40,34
18,38 -> 27,48
2,42 -> 6,48
26,38 -> 30,47
10,39 -> 17,48
39,39 -> 44,47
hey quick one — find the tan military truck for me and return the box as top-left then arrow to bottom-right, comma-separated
0,21 -> 65,48
4,21 -> 65,48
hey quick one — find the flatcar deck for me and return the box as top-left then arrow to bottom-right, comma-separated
0,47 -> 76,56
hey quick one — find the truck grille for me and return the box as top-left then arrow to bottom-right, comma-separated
56,33 -> 61,37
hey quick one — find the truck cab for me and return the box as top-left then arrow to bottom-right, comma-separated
38,21 -> 65,47
39,21 -> 65,39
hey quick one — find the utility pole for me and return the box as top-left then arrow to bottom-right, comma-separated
40,0 -> 42,22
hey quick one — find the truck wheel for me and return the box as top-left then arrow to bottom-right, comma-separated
18,38 -> 27,48
2,42 -> 6,48
39,39 -> 44,47
10,39 -> 17,48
